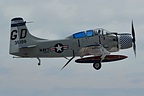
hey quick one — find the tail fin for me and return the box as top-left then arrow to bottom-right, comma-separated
9,17 -> 41,56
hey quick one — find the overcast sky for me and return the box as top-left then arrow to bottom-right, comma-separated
0,0 -> 144,96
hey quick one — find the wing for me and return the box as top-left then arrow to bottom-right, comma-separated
79,44 -> 110,58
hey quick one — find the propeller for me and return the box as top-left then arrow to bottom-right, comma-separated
131,20 -> 136,57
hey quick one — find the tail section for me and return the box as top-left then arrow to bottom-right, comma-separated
9,17 -> 44,56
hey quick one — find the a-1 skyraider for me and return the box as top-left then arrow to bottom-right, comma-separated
9,17 -> 136,70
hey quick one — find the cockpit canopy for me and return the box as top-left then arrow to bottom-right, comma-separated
67,28 -> 110,39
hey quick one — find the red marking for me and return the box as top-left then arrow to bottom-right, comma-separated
63,45 -> 69,49
50,47 -> 55,51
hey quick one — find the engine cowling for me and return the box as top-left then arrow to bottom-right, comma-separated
119,34 -> 132,49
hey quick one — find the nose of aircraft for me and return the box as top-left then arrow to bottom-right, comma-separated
119,34 -> 132,49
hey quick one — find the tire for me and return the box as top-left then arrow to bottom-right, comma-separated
93,62 -> 101,70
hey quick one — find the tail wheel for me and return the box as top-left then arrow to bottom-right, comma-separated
93,62 -> 102,70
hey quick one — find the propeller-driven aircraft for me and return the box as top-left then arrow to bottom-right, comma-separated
9,17 -> 136,70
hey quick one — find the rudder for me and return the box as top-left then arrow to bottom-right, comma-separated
10,17 -> 34,56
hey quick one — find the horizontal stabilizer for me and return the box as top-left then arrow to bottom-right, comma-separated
19,45 -> 37,49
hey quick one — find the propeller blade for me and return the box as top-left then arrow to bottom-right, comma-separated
133,43 -> 136,57
131,20 -> 136,57
132,20 -> 136,42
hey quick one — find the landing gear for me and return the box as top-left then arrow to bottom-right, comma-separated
37,57 -> 41,66
93,62 -> 101,70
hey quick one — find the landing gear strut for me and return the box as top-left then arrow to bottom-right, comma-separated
93,62 -> 102,70
37,57 -> 41,66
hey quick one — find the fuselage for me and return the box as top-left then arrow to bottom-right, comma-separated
12,29 -> 132,58
9,17 -> 133,58
9,17 -> 136,70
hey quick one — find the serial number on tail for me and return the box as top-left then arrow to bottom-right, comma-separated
15,40 -> 27,45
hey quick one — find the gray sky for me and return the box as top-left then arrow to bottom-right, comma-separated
0,0 -> 144,96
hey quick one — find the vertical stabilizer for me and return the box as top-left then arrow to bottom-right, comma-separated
9,17 -> 35,55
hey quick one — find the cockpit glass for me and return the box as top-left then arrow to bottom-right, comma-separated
71,28 -> 110,39
86,30 -> 94,37
73,31 -> 86,38
94,28 -> 109,35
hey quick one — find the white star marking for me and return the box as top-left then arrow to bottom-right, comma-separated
55,44 -> 63,52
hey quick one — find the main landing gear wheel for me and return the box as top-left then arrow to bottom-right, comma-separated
93,62 -> 102,70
